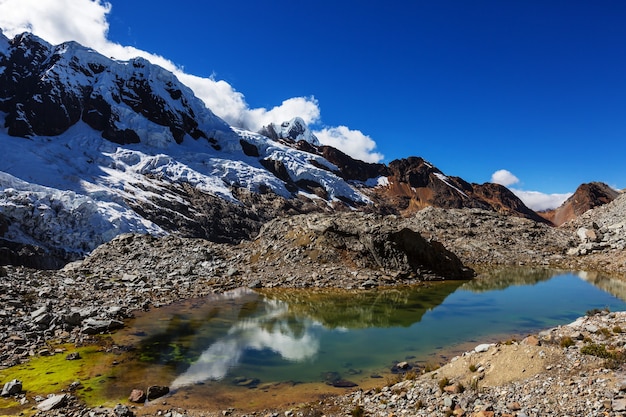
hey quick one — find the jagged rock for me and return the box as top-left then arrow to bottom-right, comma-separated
250,212 -> 474,281
81,318 -> 124,334
63,307 -> 96,325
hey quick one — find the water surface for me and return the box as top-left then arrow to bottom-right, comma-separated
103,269 -> 626,409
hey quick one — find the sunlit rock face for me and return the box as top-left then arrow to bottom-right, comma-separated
540,182 -> 620,226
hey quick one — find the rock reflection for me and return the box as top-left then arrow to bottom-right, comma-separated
461,267 -> 561,292
577,271 -> 626,302
260,282 -> 464,329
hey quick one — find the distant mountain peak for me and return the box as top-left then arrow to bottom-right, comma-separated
259,117 -> 320,146
540,182 -> 620,226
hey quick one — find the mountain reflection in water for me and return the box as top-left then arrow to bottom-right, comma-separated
115,270 -> 626,391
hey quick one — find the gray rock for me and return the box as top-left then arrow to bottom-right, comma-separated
113,403 -> 135,417
81,318 -> 124,334
1,379 -> 22,396
36,394 -> 68,411
613,398 -> 626,412
475,343 -> 491,353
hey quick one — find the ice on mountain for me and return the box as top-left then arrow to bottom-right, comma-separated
0,31 -> 371,257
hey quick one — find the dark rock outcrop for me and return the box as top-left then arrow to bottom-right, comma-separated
250,212 -> 474,281
0,33 -> 218,145
319,146 -> 388,182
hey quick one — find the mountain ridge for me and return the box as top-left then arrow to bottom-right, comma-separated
0,31 -> 614,268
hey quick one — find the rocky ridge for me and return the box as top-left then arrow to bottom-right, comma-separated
561,192 -> 626,274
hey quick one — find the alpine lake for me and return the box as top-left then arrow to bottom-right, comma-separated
3,268 -> 626,414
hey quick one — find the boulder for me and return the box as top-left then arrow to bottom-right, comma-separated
128,389 -> 146,403
146,385 -> 170,401
81,318 -> 124,334
36,394 -> 67,411
474,343 -> 492,353
1,379 -> 22,396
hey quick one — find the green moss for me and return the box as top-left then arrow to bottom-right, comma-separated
0,345 -> 126,412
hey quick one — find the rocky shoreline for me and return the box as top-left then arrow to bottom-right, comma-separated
1,196 -> 625,416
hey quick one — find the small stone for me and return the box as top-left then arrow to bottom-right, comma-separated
475,343 -> 491,353
113,403 -> 135,417
507,401 -> 521,411
66,352 -> 81,360
444,384 -> 462,394
521,335 -> 539,346
129,389 -> 146,403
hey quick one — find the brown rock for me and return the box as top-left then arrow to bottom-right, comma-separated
472,412 -> 495,417
507,401 -> 521,411
444,384 -> 463,394
128,389 -> 146,403
521,335 -> 540,346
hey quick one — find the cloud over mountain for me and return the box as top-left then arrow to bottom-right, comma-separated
490,169 -> 571,211
0,0 -> 383,163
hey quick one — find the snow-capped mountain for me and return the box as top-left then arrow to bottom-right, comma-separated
0,31 -> 370,266
0,30 -> 553,268
258,117 -> 320,146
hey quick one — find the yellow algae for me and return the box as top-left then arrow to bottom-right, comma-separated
0,344 -> 128,413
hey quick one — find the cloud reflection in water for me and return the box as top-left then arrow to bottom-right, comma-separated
171,291 -> 321,389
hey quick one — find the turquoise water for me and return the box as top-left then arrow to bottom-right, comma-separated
116,269 -> 626,391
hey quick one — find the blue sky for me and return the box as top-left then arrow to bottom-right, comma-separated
0,0 -> 625,209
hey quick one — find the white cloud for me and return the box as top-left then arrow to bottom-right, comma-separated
489,170 -> 571,211
510,189 -> 572,212
0,0 -> 383,163
491,169 -> 519,187
314,126 -> 384,163
243,97 -> 321,131
0,0 -> 112,48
